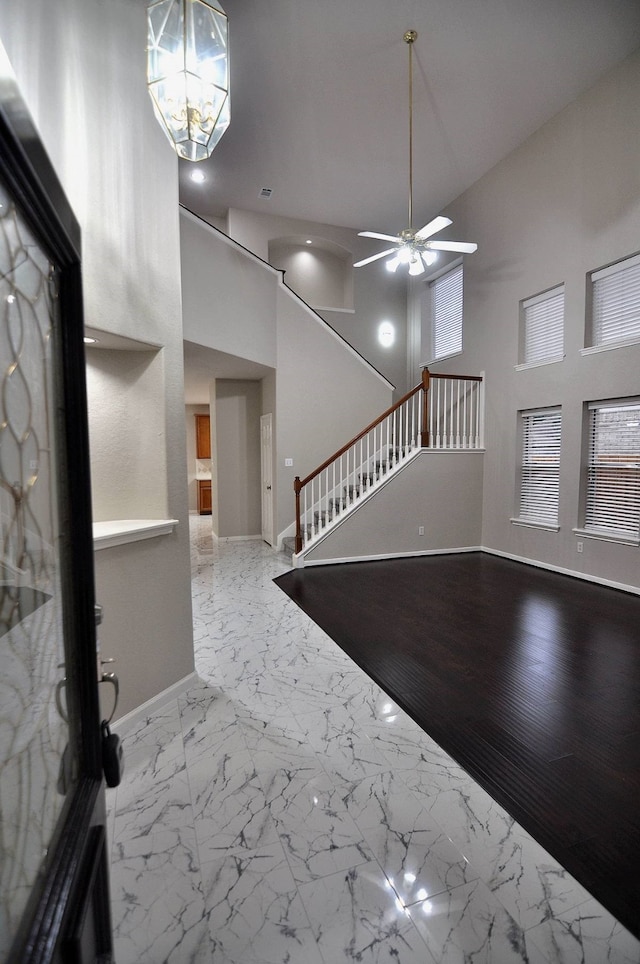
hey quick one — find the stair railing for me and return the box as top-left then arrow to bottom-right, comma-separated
294,368 -> 483,553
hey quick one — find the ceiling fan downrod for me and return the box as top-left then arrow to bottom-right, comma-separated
404,29 -> 417,233
352,29 -> 477,273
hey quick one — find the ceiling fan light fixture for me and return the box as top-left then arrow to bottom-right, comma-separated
355,32 -> 477,275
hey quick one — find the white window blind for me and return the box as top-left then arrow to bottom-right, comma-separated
591,253 -> 640,348
431,264 -> 463,360
519,408 -> 562,525
585,399 -> 640,537
522,285 -> 564,364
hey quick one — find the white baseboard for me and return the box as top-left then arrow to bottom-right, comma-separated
482,546 -> 640,596
112,671 -> 200,733
294,543 -> 640,595
299,546 -> 481,568
217,534 -> 263,543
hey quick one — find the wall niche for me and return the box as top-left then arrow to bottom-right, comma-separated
268,235 -> 354,311
85,327 -> 168,523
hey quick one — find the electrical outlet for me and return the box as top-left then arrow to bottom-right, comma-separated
418,525 -> 425,536
576,541 -> 583,553
285,458 -> 293,467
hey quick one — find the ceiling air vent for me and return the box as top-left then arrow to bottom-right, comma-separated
259,187 -> 273,198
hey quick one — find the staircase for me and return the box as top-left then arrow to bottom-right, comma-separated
291,368 -> 484,564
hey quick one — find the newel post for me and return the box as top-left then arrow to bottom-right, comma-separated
421,367 -> 430,447
294,477 -> 303,553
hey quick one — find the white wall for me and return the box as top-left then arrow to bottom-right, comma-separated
0,0 -> 195,716
430,49 -> 640,592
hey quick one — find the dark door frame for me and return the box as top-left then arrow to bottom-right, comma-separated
1,41 -> 112,963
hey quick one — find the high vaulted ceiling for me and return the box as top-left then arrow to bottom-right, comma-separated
179,0 -> 640,237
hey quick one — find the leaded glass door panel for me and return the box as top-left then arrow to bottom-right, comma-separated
0,39 -> 112,964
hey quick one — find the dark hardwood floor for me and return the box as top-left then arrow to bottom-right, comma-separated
275,552 -> 640,939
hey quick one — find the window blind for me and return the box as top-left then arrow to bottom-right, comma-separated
431,264 -> 463,359
519,408 -> 562,525
585,400 -> 640,537
522,286 -> 564,363
591,253 -> 640,347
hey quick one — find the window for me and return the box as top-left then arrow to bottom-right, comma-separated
516,408 -> 562,528
590,253 -> 640,349
520,285 -> 564,365
584,399 -> 640,541
430,263 -> 463,360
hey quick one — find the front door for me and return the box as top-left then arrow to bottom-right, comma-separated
0,43 -> 112,963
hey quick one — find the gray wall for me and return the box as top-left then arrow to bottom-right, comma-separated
304,452 -> 484,564
87,347 -> 167,521
274,287 -> 394,542
180,211 -> 395,544
429,48 -> 640,591
181,211 -> 278,368
214,380 -> 262,538
0,0 -> 195,717
229,208 -> 409,396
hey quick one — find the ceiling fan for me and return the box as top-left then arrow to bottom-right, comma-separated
354,30 -> 477,276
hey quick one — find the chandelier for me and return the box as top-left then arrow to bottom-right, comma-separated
147,0 -> 230,162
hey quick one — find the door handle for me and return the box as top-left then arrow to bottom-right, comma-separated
266,484 -> 271,490
99,670 -> 119,724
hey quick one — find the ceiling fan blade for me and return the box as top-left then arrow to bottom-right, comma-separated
358,231 -> 402,243
414,216 -> 452,240
427,240 -> 478,253
353,248 -> 398,268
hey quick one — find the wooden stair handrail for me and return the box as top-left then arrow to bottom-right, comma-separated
293,367 -> 483,553
295,382 -> 423,493
429,372 -> 483,381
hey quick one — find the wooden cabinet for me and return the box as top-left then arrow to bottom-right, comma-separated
195,415 -> 211,513
197,479 -> 212,515
195,414 -> 211,459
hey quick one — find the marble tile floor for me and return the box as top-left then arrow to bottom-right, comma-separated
107,514 -> 640,963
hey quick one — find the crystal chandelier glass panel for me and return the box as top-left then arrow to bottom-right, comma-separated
147,0 -> 230,162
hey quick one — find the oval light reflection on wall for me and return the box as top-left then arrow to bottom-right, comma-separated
378,321 -> 395,347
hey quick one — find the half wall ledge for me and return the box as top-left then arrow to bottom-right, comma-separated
93,519 -> 179,551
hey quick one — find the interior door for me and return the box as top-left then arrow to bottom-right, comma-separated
260,413 -> 273,545
0,42 -> 112,964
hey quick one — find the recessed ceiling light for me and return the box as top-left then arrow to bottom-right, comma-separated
306,239 -> 312,245
191,169 -> 206,183
84,335 -> 98,344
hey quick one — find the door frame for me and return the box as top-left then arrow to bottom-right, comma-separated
260,413 -> 274,545
1,41 -> 111,963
